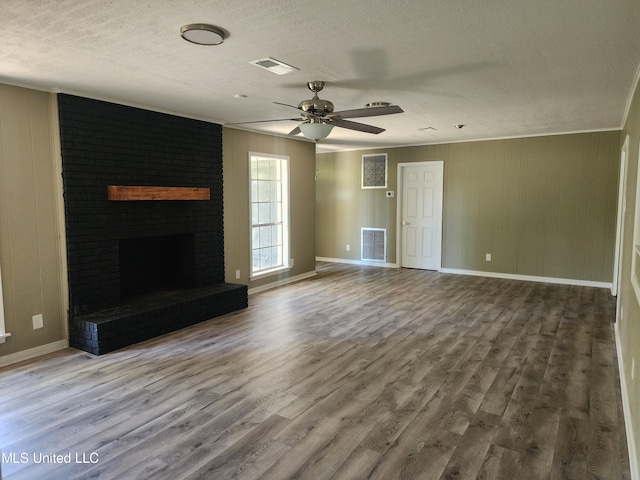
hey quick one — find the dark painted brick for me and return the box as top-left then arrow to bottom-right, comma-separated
59,94 -> 240,355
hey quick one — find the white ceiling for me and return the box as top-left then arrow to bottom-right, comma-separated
2,0 -> 640,153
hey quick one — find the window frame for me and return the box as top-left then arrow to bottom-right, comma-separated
248,152 -> 291,280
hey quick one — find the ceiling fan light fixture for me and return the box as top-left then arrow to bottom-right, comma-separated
299,122 -> 334,140
180,24 -> 225,45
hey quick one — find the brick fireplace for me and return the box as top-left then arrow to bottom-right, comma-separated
58,94 -> 247,355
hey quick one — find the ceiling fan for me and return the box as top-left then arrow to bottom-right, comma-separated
231,81 -> 404,141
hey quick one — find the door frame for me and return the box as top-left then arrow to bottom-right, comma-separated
613,135 -> 629,300
396,161 -> 444,270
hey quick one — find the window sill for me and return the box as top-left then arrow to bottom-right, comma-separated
249,266 -> 292,281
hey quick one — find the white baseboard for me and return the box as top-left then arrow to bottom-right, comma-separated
0,339 -> 69,368
439,268 -> 612,289
315,260 -> 612,289
615,322 -> 639,480
248,270 -> 318,295
315,257 -> 399,269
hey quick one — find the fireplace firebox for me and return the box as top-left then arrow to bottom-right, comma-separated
119,234 -> 196,301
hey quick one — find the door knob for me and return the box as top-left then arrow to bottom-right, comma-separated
402,220 -> 409,225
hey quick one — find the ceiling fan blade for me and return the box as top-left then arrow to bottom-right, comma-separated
227,117 -> 302,125
288,126 -> 302,136
274,101 -> 301,110
332,118 -> 385,134
333,104 -> 403,119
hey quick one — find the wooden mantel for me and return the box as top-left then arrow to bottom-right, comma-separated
107,186 -> 211,201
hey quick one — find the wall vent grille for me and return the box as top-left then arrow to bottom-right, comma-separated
362,153 -> 388,188
362,228 -> 386,262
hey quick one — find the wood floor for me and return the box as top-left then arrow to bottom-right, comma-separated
0,262 -> 631,479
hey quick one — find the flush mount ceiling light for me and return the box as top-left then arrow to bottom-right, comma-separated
180,24 -> 226,45
299,121 -> 334,141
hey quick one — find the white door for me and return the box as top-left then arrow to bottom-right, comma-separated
399,161 -> 443,270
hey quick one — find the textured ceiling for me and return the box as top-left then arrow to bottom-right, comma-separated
2,0 -> 640,152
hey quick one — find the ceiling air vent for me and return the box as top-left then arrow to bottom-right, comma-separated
249,57 -> 299,75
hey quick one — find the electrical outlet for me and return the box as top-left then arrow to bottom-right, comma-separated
290,258 -> 295,266
346,244 -> 350,252
235,269 -> 240,280
32,314 -> 44,330
485,253 -> 492,261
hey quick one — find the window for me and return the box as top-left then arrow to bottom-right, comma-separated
249,153 -> 290,278
362,153 -> 388,188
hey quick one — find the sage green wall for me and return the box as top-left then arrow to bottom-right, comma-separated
317,131 -> 620,283
0,87 -> 317,362
618,77 -> 640,469
223,128 -> 317,290
0,84 -> 66,359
